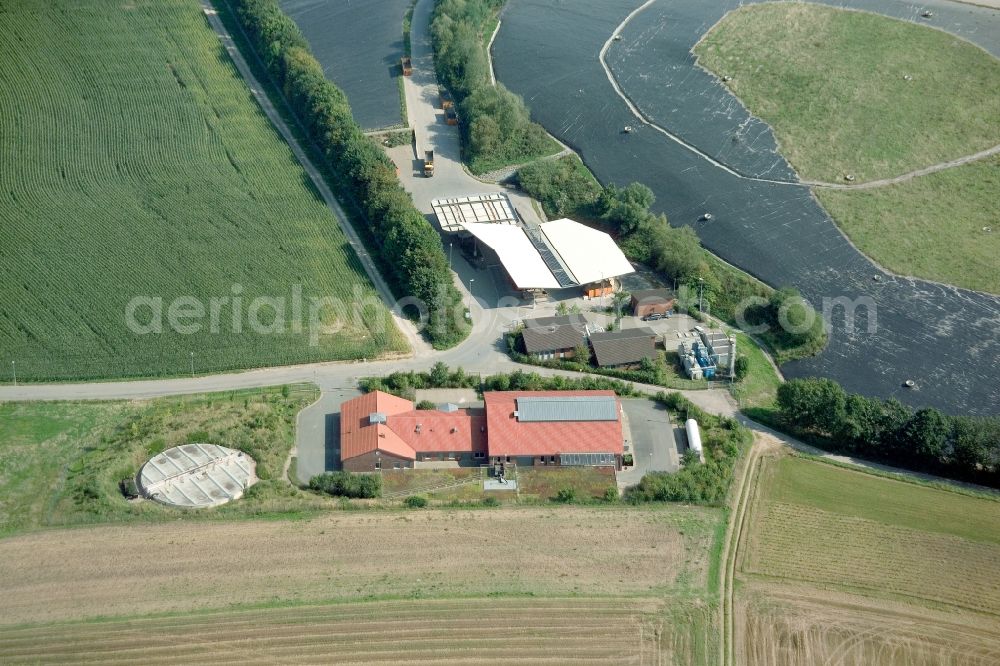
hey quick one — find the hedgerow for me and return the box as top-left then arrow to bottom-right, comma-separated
229,0 -> 468,347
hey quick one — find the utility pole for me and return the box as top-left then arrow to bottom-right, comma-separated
468,278 -> 475,315
449,241 -> 453,269
189,351 -> 194,378
11,361 -> 15,387
698,277 -> 704,313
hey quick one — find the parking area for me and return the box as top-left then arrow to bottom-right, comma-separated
617,398 -> 681,488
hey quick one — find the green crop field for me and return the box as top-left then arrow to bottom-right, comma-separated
743,455 -> 1000,613
0,0 -> 407,382
695,4 -> 1000,184
816,155 -> 1000,293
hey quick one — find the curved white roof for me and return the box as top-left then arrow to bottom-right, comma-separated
540,219 -> 634,285
462,223 -> 561,289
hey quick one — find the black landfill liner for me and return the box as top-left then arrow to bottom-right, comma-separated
279,0 -> 411,131
492,0 -> 1000,415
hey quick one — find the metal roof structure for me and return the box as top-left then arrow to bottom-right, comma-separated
515,395 -> 619,422
539,219 -> 634,285
138,444 -> 256,508
462,223 -> 561,289
432,193 -> 518,233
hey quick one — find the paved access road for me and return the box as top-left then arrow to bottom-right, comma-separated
491,0 -> 1000,415
617,399 -> 680,487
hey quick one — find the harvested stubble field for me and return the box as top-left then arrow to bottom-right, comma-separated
736,455 -> 1000,664
0,506 -> 721,626
0,596 -> 715,665
0,0 -> 406,381
738,583 -> 1000,666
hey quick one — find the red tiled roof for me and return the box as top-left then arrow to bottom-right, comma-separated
387,411 -> 487,453
340,391 -> 418,461
483,391 -> 623,457
340,391 -> 485,462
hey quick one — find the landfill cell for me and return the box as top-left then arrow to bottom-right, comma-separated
492,0 -> 1000,414
280,0 -> 411,130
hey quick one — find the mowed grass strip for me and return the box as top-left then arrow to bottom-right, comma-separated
747,501 -> 1000,614
743,457 -> 1000,614
695,3 -> 1000,183
0,598 -> 675,664
816,155 -> 1000,294
0,0 -> 406,381
765,457 -> 1000,544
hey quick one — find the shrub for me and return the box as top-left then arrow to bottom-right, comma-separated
416,400 -> 437,410
403,495 -> 428,508
481,496 -> 500,507
554,487 -> 577,503
603,486 -> 619,502
309,471 -> 382,498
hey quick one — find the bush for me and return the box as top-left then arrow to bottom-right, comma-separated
229,0 -> 467,347
554,487 -> 577,503
516,156 -> 601,218
481,496 -> 500,507
603,486 -> 619,502
309,471 -> 382,498
403,495 -> 428,508
416,400 -> 437,410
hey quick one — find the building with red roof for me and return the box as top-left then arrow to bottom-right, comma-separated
340,390 -> 623,472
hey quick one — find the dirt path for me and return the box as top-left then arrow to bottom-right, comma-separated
801,142 -> 1000,189
718,435 -> 783,666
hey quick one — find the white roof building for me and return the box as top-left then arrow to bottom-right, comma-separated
461,217 -> 634,290
462,223 -> 561,289
540,218 -> 634,286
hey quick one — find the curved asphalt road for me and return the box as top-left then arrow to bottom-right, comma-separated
492,0 -> 1000,415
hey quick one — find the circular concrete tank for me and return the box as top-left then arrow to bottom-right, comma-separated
138,444 -> 257,508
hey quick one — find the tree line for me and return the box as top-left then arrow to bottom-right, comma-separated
776,378 -> 1000,487
230,0 -> 467,347
431,0 -> 554,171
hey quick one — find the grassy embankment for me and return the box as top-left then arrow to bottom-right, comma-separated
0,0 -> 407,382
695,3 -> 1000,293
0,385 -> 322,536
737,453 -> 1000,663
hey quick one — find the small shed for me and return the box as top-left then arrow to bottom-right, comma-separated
631,288 -> 675,318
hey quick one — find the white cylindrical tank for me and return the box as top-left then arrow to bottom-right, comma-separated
685,418 -> 704,462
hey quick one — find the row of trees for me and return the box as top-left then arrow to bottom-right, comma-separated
359,362 -> 642,400
431,0 -> 554,170
230,0 -> 467,347
777,378 -> 1000,486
